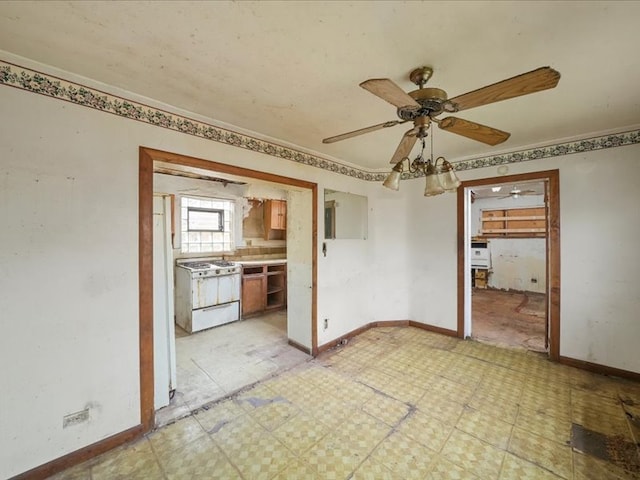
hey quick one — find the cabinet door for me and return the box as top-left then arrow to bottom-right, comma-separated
242,275 -> 265,316
275,200 -> 286,230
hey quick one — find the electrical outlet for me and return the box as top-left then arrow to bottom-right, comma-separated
323,318 -> 328,330
63,408 -> 89,428
531,278 -> 538,283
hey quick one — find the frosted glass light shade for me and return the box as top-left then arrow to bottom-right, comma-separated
383,170 -> 402,190
424,175 -> 444,196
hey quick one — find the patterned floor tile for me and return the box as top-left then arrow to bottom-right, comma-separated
428,375 -> 477,404
247,398 -> 300,431
350,457 -> 404,480
397,409 -> 454,452
508,427 -> 573,479
147,415 -> 207,459
91,438 -> 163,480
417,392 -> 466,426
48,463 -> 92,480
222,431 -> 296,480
333,409 -> 391,453
158,435 -> 242,479
370,430 -> 437,479
272,411 -> 330,455
302,433 -> 368,479
441,429 -> 505,479
499,453 -> 563,479
271,459 -> 322,479
193,398 -> 245,433
467,391 -> 519,424
573,451 -> 640,480
362,392 -> 411,427
515,407 -> 572,444
456,407 -> 513,449
49,327 -> 640,480
426,454 -> 480,480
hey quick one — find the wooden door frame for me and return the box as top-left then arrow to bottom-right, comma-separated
139,147 -> 318,432
456,169 -> 560,360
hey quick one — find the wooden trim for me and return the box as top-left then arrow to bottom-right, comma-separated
481,215 -> 546,221
138,148 -> 155,433
559,356 -> 640,382
316,324 -> 372,355
141,147 -> 316,190
10,425 -> 144,480
458,170 -> 561,359
409,321 -> 458,337
457,185 -> 466,338
316,320 -> 456,355
139,146 -> 318,433
311,184 -> 318,356
288,339 -> 311,355
373,320 -> 410,328
547,170 -> 561,361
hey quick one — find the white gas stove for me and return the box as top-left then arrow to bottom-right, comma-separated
175,259 -> 241,333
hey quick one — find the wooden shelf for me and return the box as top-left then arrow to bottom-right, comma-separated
481,207 -> 547,238
241,262 -> 287,317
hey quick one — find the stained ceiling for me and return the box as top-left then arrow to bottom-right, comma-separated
1,1 -> 639,171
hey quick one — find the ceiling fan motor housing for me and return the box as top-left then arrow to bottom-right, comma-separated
397,87 -> 449,120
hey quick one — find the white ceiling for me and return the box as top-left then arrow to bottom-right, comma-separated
1,1 -> 639,171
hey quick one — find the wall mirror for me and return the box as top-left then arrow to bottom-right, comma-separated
324,189 -> 368,240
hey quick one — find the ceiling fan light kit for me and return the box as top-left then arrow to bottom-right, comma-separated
323,65 -> 560,197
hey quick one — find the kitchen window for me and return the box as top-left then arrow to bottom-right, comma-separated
181,196 -> 234,253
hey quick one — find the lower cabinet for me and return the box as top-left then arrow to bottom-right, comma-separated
242,262 -> 287,317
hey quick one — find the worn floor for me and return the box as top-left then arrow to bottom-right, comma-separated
157,310 -> 310,427
52,327 -> 640,480
472,288 -> 547,352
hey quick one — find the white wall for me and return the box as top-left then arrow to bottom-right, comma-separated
471,195 -> 546,293
405,144 -> 640,374
2,53 -> 639,478
0,56 -> 405,478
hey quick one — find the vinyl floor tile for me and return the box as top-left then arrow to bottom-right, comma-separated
456,407 -> 514,449
158,435 -> 241,479
425,455 -> 480,480
441,428 -> 506,479
91,438 -> 162,480
48,326 -> 640,480
508,427 -> 573,479
370,430 -> 437,479
499,453 -> 563,479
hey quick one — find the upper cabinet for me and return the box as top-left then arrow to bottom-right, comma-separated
264,199 -> 286,239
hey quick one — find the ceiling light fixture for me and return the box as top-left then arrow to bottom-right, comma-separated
382,124 -> 461,196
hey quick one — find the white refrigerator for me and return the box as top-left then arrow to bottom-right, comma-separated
153,195 -> 177,410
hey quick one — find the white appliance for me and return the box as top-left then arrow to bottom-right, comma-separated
470,241 -> 491,269
175,259 -> 241,333
153,195 -> 177,410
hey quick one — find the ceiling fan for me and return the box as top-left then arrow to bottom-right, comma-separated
322,66 -> 561,165
476,185 -> 540,200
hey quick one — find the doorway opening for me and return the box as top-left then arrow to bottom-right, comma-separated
457,170 -> 560,359
139,147 -> 318,432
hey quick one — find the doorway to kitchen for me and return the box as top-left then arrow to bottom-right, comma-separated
457,170 -> 560,360
139,147 -> 318,431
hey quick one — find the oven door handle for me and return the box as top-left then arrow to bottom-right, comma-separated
202,304 -> 225,312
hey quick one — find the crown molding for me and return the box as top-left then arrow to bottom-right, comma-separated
1,59 -> 638,182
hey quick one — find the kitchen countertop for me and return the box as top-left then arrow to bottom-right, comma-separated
236,259 -> 287,266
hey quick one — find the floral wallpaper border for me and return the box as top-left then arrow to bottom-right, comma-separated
1,59 -> 638,182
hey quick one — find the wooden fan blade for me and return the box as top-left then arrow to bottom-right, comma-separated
390,128 -> 418,164
449,67 -> 561,112
323,120 -> 406,144
360,78 -> 420,108
438,117 -> 510,145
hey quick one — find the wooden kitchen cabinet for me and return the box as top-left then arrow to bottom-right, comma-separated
241,262 -> 287,317
264,200 -> 286,239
